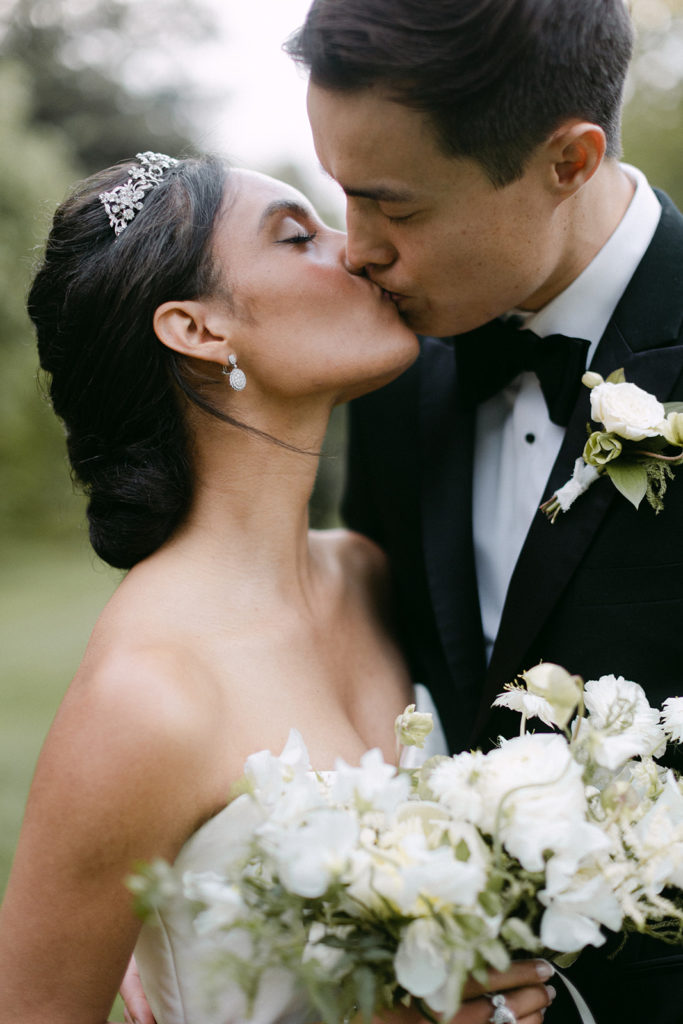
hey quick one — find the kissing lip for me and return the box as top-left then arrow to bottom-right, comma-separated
379,287 -> 408,305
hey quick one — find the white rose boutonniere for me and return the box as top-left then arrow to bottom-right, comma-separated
540,369 -> 683,522
589,380 -> 666,441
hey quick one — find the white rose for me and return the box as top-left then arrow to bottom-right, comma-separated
477,734 -> 608,871
589,381 -> 665,440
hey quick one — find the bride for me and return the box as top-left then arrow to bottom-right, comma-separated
0,153 -> 555,1024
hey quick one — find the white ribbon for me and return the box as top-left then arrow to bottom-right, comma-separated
554,967 -> 598,1023
554,458 -> 601,512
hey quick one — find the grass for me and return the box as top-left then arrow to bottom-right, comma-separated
0,534 -> 120,893
0,534 -> 128,1018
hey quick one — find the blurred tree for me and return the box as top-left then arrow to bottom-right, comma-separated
623,0 -> 683,205
0,61 -> 84,537
0,0 -> 222,541
0,0 -> 217,172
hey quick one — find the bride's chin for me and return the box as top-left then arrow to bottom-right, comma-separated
334,352 -> 420,405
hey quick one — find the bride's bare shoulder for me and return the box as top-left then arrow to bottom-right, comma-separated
310,527 -> 391,610
311,526 -> 387,571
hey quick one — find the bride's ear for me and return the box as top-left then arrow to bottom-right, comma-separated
153,299 -> 234,365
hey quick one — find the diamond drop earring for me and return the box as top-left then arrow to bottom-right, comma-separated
222,354 -> 246,391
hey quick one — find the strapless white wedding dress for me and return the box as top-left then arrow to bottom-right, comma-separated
134,685 -> 449,1024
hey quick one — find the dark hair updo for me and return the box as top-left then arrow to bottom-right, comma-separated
28,154 -> 229,570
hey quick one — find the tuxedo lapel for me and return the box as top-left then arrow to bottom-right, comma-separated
479,323 -> 627,710
473,196 -> 683,732
418,337 -> 486,727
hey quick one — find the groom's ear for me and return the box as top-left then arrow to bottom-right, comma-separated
153,299 -> 234,366
544,120 -> 606,197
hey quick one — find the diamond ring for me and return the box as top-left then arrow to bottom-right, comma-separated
487,993 -> 517,1024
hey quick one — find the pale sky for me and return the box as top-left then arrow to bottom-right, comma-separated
192,0 -> 345,220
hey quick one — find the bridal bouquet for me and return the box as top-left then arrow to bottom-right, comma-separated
129,667 -> 683,1024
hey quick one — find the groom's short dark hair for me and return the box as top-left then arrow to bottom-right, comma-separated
286,0 -> 634,187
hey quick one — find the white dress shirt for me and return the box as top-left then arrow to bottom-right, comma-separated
472,165 -> 662,663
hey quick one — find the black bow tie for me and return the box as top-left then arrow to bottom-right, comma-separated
454,318 -> 590,426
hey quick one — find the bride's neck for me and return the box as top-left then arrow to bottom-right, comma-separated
160,407 -> 328,598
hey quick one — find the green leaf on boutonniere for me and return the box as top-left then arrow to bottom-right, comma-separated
605,367 -> 626,384
605,461 -> 648,508
663,401 -> 683,415
638,434 -> 669,453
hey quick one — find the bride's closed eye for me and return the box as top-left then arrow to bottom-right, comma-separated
277,230 -> 318,245
275,214 -> 318,246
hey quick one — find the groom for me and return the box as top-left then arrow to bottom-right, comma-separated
288,1 -> 683,1022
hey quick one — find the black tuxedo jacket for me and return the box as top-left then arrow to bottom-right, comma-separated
342,191 -> 683,1024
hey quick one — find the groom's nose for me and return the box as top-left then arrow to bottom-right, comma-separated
344,200 -> 398,273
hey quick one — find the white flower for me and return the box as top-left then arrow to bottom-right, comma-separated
427,751 -> 486,825
263,808 -> 359,897
331,747 -> 411,814
631,772 -> 683,891
661,696 -> 683,743
477,734 -> 607,871
394,799 -> 452,845
183,873 -> 247,935
539,869 -> 622,953
389,834 -> 487,914
395,917 -> 449,997
422,946 -> 472,1020
244,729 -> 312,810
521,663 -> 583,730
395,704 -> 434,748
493,688 -> 562,729
302,921 -> 348,972
581,675 -> 667,769
660,410 -> 683,447
589,380 -> 665,441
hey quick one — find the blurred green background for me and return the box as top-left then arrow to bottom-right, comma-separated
1,1 -> 682,1015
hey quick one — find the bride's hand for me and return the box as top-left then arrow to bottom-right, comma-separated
119,956 -> 157,1024
457,958 -> 556,1022
377,959 -> 556,1024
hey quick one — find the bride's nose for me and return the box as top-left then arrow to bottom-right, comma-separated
329,227 -> 353,268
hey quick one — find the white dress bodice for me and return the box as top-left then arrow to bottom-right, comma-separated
134,685 -> 449,1024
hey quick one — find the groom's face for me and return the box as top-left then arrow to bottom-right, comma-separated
308,84 -> 568,336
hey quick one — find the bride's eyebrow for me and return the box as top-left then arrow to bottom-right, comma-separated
258,199 -> 313,233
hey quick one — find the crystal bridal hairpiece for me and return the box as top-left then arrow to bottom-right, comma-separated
99,151 -> 178,236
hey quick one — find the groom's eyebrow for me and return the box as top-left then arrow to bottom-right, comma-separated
342,184 -> 417,202
317,164 -> 416,204
258,199 -> 313,232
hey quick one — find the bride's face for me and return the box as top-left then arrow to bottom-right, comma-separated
211,170 -> 419,404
